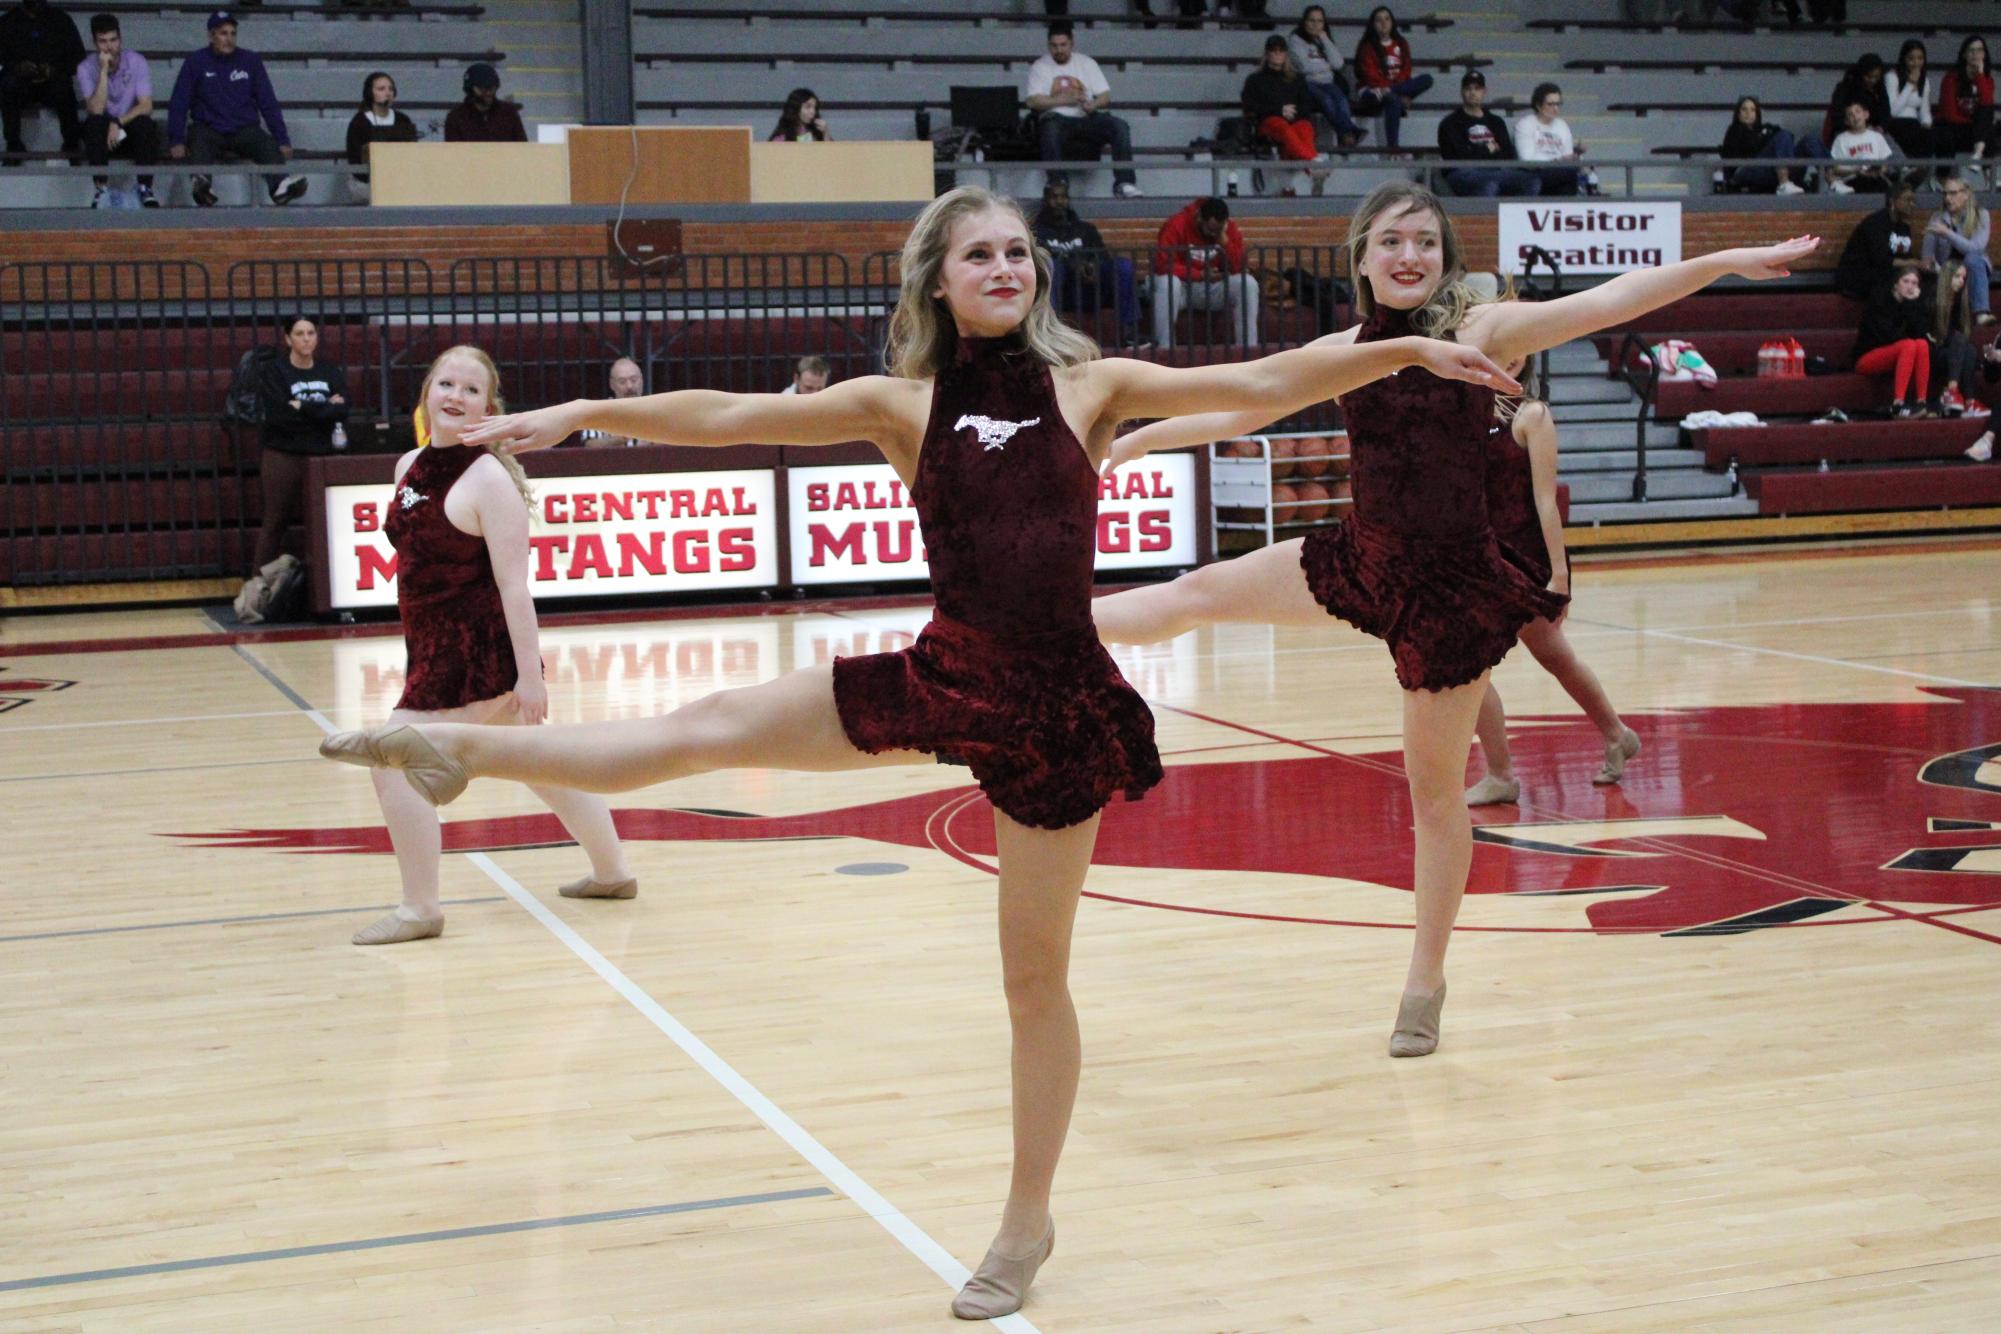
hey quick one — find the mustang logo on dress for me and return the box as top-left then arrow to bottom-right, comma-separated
955,414 -> 1041,451
398,487 -> 426,510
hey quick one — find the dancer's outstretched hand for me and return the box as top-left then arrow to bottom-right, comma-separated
461,403 -> 582,454
1414,339 -> 1523,394
1730,235 -> 1821,281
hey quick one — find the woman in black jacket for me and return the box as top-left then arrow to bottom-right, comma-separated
251,315 -> 351,572
1718,95 -> 1813,194
1853,269 -> 1934,417
1242,36 -> 1325,193
345,72 -> 419,194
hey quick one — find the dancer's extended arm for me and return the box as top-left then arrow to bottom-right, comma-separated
1517,401 -> 1570,599
461,376 -> 925,460
1469,236 -> 1820,364
466,457 -> 550,722
1088,333 -> 1516,428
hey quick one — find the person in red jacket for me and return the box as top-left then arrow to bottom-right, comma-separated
1351,5 -> 1433,150
1150,195 -> 1258,349
1935,35 -> 1994,178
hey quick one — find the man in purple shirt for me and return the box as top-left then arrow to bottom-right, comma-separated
166,10 -> 303,206
75,14 -> 160,207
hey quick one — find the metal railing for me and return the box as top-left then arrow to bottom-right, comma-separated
1617,330 -> 1665,504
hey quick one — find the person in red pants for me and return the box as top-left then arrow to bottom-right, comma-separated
1241,35 -> 1327,194
1853,269 -> 1934,416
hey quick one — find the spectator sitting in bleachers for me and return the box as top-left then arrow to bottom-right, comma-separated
1884,40 -> 1935,170
1032,179 -> 1139,342
770,87 -> 830,142
76,14 -> 159,208
1438,70 -> 1536,198
1286,6 -> 1365,148
1834,177 -> 1919,302
0,0 -> 82,162
444,61 -> 525,143
1024,22 -> 1140,198
580,356 -> 645,445
1514,82 -> 1593,198
1150,195 -> 1257,349
1853,267 -> 1933,418
167,11 -> 304,207
780,354 -> 829,396
1821,53 -> 1890,152
1936,36 -> 1994,183
1925,259 -> 1988,417
1241,35 -> 1328,197
1827,100 -> 1898,194
1351,6 -> 1432,151
345,71 -> 417,198
1921,173 -> 1994,327
1718,95 -> 1818,195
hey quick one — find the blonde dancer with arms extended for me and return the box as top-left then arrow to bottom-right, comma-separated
348,347 -> 635,946
320,187 -> 1516,1318
1095,180 -> 1815,1057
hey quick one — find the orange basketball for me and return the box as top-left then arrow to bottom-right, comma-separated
1270,436 -> 1298,479
1294,436 -> 1329,479
1272,481 -> 1299,521
1327,475 -> 1353,502
1293,480 -> 1330,522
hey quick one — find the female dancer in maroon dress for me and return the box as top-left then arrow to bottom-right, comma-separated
1096,181 -> 1815,1058
321,187 -> 1515,1317
348,346 -> 635,946
1463,386 -> 1640,806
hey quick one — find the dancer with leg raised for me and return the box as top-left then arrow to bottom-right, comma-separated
350,346 -> 636,945
1095,181 -> 1815,1057
1463,385 -> 1640,806
320,186 -> 1515,1318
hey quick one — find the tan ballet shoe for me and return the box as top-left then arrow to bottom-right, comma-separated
1389,983 -> 1446,1058
318,724 -> 470,806
1464,773 -> 1522,806
951,1219 -> 1054,1321
1593,726 -> 1641,785
352,910 -> 444,946
559,874 -> 639,900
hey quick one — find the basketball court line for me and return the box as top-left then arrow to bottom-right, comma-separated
0,756 -> 317,784
230,643 -> 1043,1332
0,708 -> 301,734
1621,626 -> 1995,690
0,897 -> 507,945
0,1189 -> 837,1294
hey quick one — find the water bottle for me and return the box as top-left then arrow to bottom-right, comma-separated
915,105 -> 931,141
1725,459 -> 1739,495
1225,171 -> 1239,198
1790,339 -> 1806,377
331,422 -> 348,451
1817,458 -> 1830,473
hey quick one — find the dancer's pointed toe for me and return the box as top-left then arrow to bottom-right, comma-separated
318,724 -> 469,806
951,1220 -> 1054,1320
1594,727 -> 1641,785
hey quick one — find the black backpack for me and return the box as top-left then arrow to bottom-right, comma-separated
225,345 -> 278,425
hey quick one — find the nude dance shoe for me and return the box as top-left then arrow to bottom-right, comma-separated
318,725 -> 470,806
1389,983 -> 1446,1058
352,910 -> 444,946
558,874 -> 639,900
1593,727 -> 1642,786
951,1219 -> 1054,1321
1464,773 -> 1522,806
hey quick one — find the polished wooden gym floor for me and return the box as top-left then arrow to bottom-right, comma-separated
4,539 -> 1999,1332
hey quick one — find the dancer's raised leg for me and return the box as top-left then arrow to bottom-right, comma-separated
953,808 -> 1098,1320
1394,674 -> 1488,1055
1093,538 -> 1329,645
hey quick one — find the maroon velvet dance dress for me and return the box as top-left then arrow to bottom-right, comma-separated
832,334 -> 1162,830
385,444 -> 520,712
1298,306 -> 1568,691
1482,422 -> 1563,588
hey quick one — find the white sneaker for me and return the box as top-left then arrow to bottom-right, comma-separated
1115,181 -> 1143,198
1776,180 -> 1805,195
272,174 -> 308,205
1968,431 -> 1995,462
1828,180 -> 1855,194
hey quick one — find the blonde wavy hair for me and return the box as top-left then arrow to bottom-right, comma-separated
1347,180 -> 1497,340
413,345 -> 534,511
883,187 -> 1099,379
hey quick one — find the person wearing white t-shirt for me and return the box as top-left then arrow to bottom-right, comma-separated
1024,22 -> 1140,197
1828,100 -> 1898,194
779,355 -> 830,396
1513,82 -> 1593,197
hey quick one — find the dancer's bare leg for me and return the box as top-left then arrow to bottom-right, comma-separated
1518,618 -> 1625,741
1093,537 -> 1329,645
417,663 -> 922,793
1471,682 -> 1514,782
986,809 -> 1099,1257
1401,674 -> 1489,996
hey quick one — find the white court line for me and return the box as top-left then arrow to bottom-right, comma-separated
1650,606 -> 1991,634
1632,626 -> 1995,690
286,684 -> 1036,1329
1,708 -> 300,734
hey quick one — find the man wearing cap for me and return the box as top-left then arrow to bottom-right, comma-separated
444,62 -> 525,143
1436,69 -> 1537,198
167,11 -> 304,206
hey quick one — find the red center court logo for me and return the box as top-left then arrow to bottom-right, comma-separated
174,689 -> 2001,939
